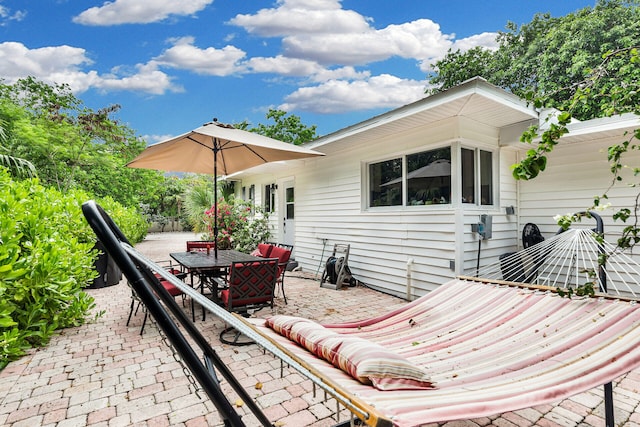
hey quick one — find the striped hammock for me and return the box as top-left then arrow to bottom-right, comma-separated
247,275 -> 640,426
114,206 -> 640,427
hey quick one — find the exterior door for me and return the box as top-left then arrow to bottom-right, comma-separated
281,180 -> 295,248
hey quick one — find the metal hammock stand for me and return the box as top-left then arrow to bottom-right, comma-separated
84,201 -> 640,427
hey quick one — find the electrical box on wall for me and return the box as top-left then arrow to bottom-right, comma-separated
480,214 -> 492,239
471,214 -> 493,240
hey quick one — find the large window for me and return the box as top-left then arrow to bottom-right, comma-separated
462,147 -> 493,205
369,147 -> 451,207
367,145 -> 493,208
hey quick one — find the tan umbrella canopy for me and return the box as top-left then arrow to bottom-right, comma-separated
128,120 -> 324,256
382,159 -> 450,186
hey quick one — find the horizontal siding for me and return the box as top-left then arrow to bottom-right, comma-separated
518,136 -> 640,263
239,123 -> 525,298
234,114 -> 640,300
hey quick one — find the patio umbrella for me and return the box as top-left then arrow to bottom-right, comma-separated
127,120 -> 324,257
381,159 -> 450,186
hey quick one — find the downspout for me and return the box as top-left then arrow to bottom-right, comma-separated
406,258 -> 414,301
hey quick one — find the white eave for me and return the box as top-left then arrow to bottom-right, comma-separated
559,113 -> 640,144
306,77 -> 539,151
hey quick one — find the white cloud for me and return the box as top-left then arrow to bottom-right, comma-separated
244,56 -> 369,82
153,37 -> 247,76
94,62 -> 181,95
228,0 -> 371,36
229,2 -> 480,70
310,66 -> 370,83
0,42 -> 92,81
452,32 -> 499,52
245,55 -> 324,76
0,5 -> 26,25
281,19 -> 454,67
142,133 -> 176,144
279,74 -> 426,114
0,41 -> 178,95
73,0 -> 213,26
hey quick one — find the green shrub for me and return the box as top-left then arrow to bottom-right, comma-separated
202,197 -> 271,253
97,196 -> 149,244
0,168 -> 147,369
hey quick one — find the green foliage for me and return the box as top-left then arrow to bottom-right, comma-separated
0,168 -> 145,369
236,109 -> 318,145
97,196 -> 149,244
514,47 -> 640,252
427,47 -> 496,95
184,176 -> 216,233
556,282 -> 596,299
0,77 -> 164,208
429,0 -> 640,120
140,175 -> 187,231
202,197 -> 271,253
0,115 -> 37,179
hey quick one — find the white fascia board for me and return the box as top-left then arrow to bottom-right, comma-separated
306,77 -> 537,150
564,113 -> 639,136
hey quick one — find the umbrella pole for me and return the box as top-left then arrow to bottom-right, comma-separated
213,140 -> 219,258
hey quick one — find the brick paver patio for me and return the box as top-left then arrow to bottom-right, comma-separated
1,232 -> 640,426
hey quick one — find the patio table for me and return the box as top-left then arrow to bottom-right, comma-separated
170,250 -> 263,320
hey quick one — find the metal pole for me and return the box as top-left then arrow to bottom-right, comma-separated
213,138 -> 219,258
584,211 -> 614,426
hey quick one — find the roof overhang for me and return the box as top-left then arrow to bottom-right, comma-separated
306,77 -> 539,152
560,113 -> 640,144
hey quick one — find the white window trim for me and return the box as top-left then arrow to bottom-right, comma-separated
363,141 -> 499,211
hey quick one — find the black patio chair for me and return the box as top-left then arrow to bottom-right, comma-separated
217,258 -> 279,345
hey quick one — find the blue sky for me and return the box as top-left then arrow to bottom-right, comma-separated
0,0 -> 596,143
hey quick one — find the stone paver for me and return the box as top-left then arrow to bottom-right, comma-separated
1,231 -> 640,426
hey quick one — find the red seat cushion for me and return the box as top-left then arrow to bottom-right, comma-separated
270,246 -> 291,263
270,246 -> 291,276
257,243 -> 274,258
160,280 -> 182,297
220,288 -> 272,307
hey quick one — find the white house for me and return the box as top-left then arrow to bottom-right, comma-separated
231,77 -> 640,300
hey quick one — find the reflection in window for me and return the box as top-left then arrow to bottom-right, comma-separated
406,147 -> 451,205
367,146 -> 494,208
480,150 -> 493,205
369,158 -> 402,207
461,148 -> 475,204
462,148 -> 494,205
